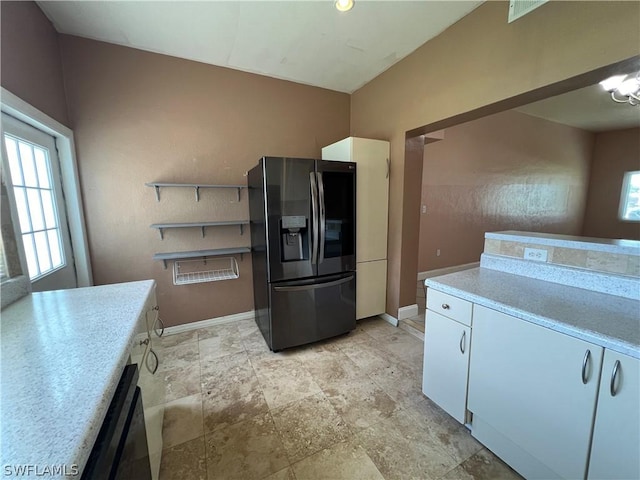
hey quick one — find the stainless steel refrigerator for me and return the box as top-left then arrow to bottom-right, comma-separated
248,156 -> 356,351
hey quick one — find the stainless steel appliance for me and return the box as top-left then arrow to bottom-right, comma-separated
248,156 -> 356,351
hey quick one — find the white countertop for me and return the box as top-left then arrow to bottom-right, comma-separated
426,268 -> 640,359
0,280 -> 155,477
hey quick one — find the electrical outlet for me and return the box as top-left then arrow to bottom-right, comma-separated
436,249 -> 441,257
524,247 -> 548,262
422,205 -> 427,214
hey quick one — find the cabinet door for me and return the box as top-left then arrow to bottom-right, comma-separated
468,305 -> 603,480
588,350 -> 640,480
356,259 -> 386,319
351,138 -> 389,263
422,310 -> 471,424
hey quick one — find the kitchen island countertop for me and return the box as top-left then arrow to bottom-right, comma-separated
426,268 -> 640,359
0,280 -> 155,477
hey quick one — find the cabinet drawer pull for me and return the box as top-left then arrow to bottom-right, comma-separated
459,330 -> 466,354
581,349 -> 591,384
441,303 -> 450,310
610,360 -> 621,397
146,348 -> 159,375
155,315 -> 165,338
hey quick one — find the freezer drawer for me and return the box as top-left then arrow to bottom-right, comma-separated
269,273 -> 356,351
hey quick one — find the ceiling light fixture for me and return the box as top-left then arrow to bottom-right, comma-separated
335,0 -> 354,12
600,72 -> 640,106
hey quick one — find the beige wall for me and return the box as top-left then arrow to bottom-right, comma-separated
351,1 -> 640,314
59,36 -> 350,326
418,110 -> 594,272
582,128 -> 640,240
0,1 -> 69,126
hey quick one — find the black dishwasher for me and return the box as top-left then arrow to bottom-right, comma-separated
82,364 -> 151,480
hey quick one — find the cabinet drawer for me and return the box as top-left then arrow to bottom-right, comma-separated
426,289 -> 472,326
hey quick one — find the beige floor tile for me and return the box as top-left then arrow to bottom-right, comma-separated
199,329 -> 245,360
263,467 -> 297,480
292,440 -> 384,480
271,392 -> 350,463
404,396 -> 482,464
338,339 -> 394,374
368,361 -> 425,409
251,355 -> 322,409
161,330 -> 199,349
441,448 -> 523,480
163,361 -> 201,403
357,408 -> 459,480
159,436 -> 206,480
205,412 -> 289,480
356,317 -> 399,339
241,328 -> 272,357
323,377 -> 398,432
197,322 -> 240,341
329,321 -> 375,345
162,393 -> 204,449
162,342 -> 200,372
376,330 -> 424,367
201,352 -> 269,433
299,348 -> 367,390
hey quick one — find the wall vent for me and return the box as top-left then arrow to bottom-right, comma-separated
508,0 -> 548,23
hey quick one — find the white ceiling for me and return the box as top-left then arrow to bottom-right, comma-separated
516,83 -> 640,133
38,0 -> 483,94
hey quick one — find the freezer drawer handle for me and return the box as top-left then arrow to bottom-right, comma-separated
273,275 -> 354,292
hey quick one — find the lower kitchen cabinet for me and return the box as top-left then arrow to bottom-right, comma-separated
588,350 -> 640,480
468,304 -> 603,480
422,310 -> 471,424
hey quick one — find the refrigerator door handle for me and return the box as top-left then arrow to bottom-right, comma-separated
317,172 -> 326,264
310,172 -> 319,265
273,274 -> 354,292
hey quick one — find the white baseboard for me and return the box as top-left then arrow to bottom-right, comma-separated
397,304 -> 418,320
417,261 -> 480,281
163,310 -> 255,336
378,313 -> 399,327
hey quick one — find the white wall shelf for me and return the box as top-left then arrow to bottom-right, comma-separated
145,182 -> 246,202
153,247 -> 250,269
150,221 -> 248,239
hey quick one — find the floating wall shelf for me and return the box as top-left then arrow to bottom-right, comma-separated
150,221 -> 249,239
145,182 -> 246,202
153,247 -> 251,269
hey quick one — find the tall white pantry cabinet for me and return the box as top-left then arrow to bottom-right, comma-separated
322,137 -> 390,319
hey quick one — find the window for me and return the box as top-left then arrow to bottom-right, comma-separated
3,134 -> 65,280
619,171 -> 640,222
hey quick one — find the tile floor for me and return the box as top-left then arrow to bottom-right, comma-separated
399,280 -> 427,335
156,316 -> 522,480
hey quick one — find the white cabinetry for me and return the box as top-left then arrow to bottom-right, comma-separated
422,288 -> 472,423
468,304 -> 603,480
322,137 -> 389,319
130,288 -> 165,480
588,350 -> 640,480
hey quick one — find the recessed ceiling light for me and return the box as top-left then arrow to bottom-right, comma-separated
335,0 -> 354,12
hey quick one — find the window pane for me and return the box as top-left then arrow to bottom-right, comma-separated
19,142 -> 38,187
5,137 -> 23,186
26,188 -> 45,231
22,233 -> 39,278
48,230 -> 63,268
620,171 -> 640,221
34,231 -> 51,273
41,190 -> 57,229
14,187 -> 32,233
34,148 -> 51,189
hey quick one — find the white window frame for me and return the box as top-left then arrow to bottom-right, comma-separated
618,170 -> 640,222
1,87 -> 93,291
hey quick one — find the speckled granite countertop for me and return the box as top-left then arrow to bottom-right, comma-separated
0,280 -> 155,477
426,268 -> 640,359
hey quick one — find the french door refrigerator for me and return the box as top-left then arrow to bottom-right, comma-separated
248,156 -> 356,351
